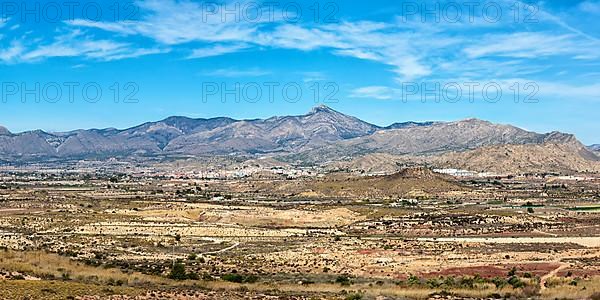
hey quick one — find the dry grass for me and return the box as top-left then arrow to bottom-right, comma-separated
201,281 -> 514,299
0,250 -> 166,286
0,280 -> 142,300
541,276 -> 600,299
2,249 -> 599,299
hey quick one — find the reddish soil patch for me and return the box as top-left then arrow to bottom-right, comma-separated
357,249 -> 379,255
312,247 -> 326,254
557,268 -> 600,278
422,265 -> 507,278
504,262 -> 561,277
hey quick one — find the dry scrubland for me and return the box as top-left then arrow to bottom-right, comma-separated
0,169 -> 600,299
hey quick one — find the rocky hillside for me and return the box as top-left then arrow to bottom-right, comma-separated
252,167 -> 466,199
0,106 -> 595,175
287,118 -> 577,163
163,105 -> 379,155
430,141 -> 600,174
0,105 -> 378,160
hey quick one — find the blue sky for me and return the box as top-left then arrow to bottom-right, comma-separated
0,0 -> 599,143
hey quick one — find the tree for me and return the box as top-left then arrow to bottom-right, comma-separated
168,262 -> 188,280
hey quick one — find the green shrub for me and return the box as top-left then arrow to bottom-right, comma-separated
244,274 -> 258,283
222,273 -> 244,283
336,275 -> 351,286
443,276 -> 455,287
459,276 -> 475,288
491,276 -> 507,288
345,294 -> 363,300
426,278 -> 441,288
508,276 -> 524,288
407,274 -> 421,285
168,263 -> 188,280
221,273 -> 258,283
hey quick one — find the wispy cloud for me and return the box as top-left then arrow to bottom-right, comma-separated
1,0 -> 597,93
535,81 -> 600,101
350,86 -> 396,100
68,0 -> 262,45
298,71 -> 327,82
351,79 -> 600,103
579,1 -> 600,14
0,40 -> 25,63
1,30 -> 168,63
463,32 -> 598,59
255,21 -> 436,81
67,4 -> 434,81
188,43 -> 249,59
204,67 -> 271,78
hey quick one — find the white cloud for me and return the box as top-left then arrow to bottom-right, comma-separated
188,44 -> 249,59
298,71 -> 327,82
204,68 -> 271,77
0,40 -> 25,63
536,81 -> 600,100
350,86 -> 397,100
579,1 -> 600,14
515,0 -> 600,42
68,0 -> 262,45
3,0 -> 597,89
463,32 -> 598,59
99,48 -> 170,61
67,3 -> 433,81
66,19 -> 138,35
254,22 -> 434,81
2,30 -> 168,63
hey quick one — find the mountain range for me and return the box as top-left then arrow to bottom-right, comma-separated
0,105 -> 597,173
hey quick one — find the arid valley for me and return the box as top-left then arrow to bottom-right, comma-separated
1,161 -> 600,299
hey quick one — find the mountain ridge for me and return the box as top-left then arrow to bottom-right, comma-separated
0,106 -> 594,171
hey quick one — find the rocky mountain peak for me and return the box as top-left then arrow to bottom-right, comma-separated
309,104 -> 338,115
0,126 -> 12,136
455,118 -> 491,125
543,131 -> 577,144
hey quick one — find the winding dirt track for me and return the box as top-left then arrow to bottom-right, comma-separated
201,241 -> 240,255
540,262 -> 568,290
